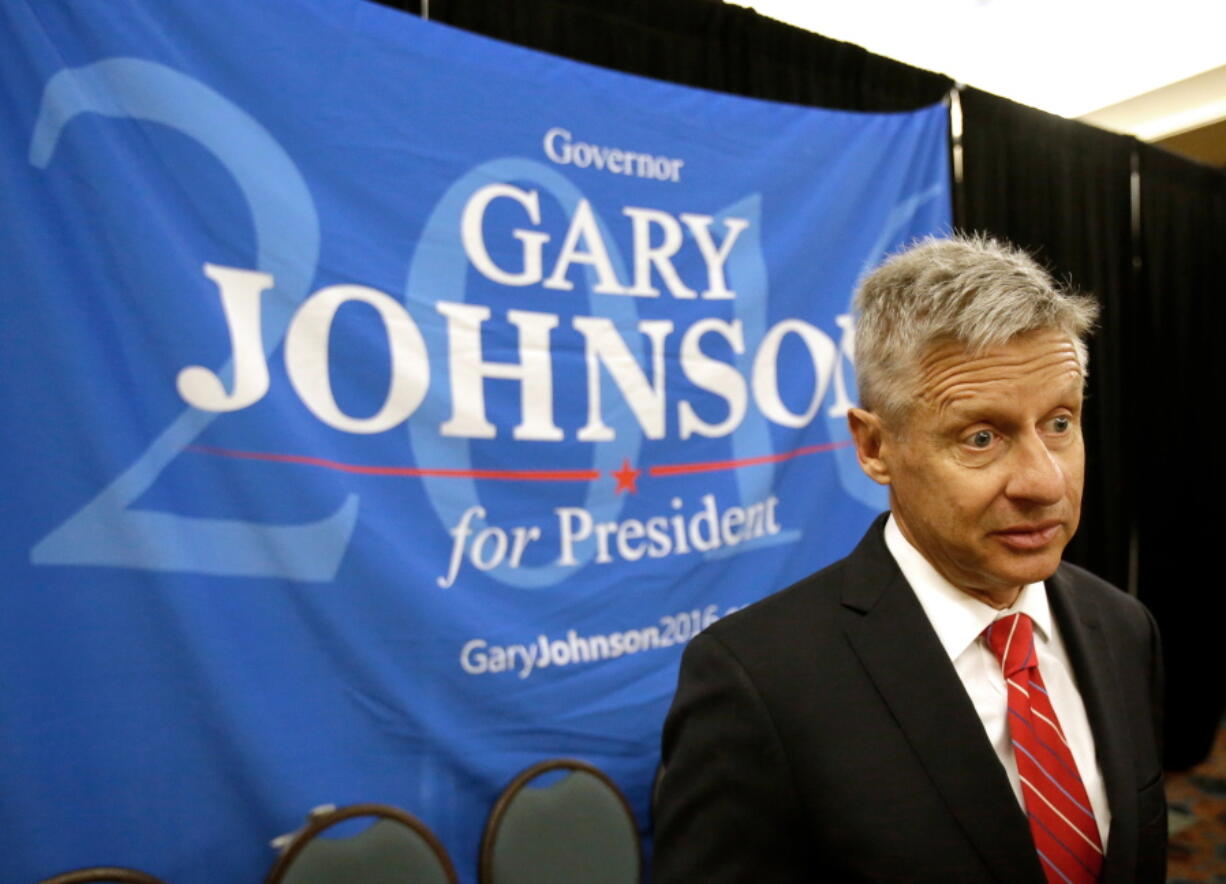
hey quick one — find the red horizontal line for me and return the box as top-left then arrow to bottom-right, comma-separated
189,439 -> 851,482
187,446 -> 600,481
648,440 -> 853,477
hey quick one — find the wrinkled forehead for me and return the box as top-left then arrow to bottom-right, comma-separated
912,331 -> 1085,408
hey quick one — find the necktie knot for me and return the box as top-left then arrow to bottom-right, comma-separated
983,612 -> 1035,678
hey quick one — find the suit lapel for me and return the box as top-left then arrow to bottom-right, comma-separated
1046,567 -> 1138,884
839,521 -> 1045,884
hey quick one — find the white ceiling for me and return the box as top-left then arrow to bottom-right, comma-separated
735,0 -> 1226,139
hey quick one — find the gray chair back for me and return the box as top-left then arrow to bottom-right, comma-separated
266,803 -> 457,884
480,759 -> 641,884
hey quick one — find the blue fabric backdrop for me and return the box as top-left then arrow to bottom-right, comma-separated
0,0 -> 950,879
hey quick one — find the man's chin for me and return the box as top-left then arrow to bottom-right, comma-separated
989,548 -> 1066,589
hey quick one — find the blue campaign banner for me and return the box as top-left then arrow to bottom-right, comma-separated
0,0 -> 950,880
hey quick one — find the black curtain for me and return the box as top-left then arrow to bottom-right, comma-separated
378,0 -> 951,111
1135,144 -> 1226,768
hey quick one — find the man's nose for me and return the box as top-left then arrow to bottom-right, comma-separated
1004,432 -> 1066,505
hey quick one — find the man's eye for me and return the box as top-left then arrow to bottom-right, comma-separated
1051,415 -> 1071,433
967,430 -> 995,449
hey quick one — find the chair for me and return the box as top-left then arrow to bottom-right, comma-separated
265,802 -> 458,884
36,868 -> 167,884
479,759 -> 641,884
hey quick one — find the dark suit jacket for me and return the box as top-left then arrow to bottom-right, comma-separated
654,514 -> 1165,883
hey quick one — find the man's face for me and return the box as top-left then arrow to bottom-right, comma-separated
856,329 -> 1085,603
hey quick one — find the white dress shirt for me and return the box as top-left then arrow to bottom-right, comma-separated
883,515 -> 1111,845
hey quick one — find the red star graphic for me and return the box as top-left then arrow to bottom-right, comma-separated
611,458 -> 641,495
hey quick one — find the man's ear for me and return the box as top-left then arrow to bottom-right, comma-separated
847,407 -> 892,486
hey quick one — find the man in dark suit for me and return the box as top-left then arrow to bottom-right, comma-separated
654,236 -> 1165,883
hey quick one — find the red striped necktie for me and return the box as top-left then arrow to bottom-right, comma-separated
983,613 -> 1104,884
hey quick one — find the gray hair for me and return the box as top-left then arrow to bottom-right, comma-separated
853,234 -> 1099,423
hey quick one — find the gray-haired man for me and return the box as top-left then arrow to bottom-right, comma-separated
654,236 -> 1165,884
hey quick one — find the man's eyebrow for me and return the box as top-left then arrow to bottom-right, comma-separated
942,401 -> 1009,425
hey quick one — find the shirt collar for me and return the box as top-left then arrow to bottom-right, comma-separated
883,513 -> 1053,663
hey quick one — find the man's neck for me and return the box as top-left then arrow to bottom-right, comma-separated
960,584 -> 1023,610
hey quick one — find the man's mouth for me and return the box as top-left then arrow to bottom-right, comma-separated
991,521 -> 1062,550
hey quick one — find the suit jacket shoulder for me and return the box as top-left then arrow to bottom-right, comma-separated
1052,559 -> 1158,646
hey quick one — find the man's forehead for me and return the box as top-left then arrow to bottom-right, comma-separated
914,332 -> 1085,407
